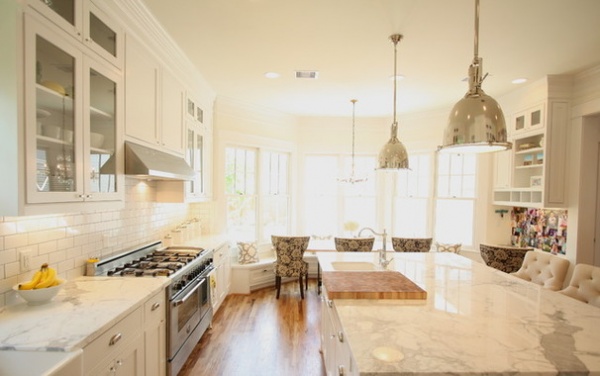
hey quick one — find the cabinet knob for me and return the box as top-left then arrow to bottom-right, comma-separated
151,302 -> 161,311
338,331 -> 344,343
338,365 -> 345,376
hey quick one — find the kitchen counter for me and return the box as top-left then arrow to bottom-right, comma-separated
317,252 -> 600,375
0,276 -> 169,352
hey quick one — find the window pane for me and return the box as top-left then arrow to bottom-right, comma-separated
434,199 -> 473,246
343,197 -> 376,232
304,196 -> 337,237
226,195 -> 256,241
393,198 -> 428,237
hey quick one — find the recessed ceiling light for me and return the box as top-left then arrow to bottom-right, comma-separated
264,72 -> 280,79
512,78 -> 528,84
295,70 -> 319,79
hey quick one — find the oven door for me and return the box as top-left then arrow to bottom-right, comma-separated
168,277 -> 204,359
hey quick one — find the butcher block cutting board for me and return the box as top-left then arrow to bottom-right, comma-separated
322,271 -> 427,300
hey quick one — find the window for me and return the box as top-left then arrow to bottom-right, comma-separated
392,154 -> 431,237
303,155 -> 376,237
434,153 -> 476,246
260,151 -> 290,240
225,147 -> 290,242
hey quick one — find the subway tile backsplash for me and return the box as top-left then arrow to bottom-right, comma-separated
0,178 -> 214,307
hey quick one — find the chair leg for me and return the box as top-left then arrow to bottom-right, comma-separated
305,272 -> 308,291
276,276 -> 281,299
299,276 -> 304,299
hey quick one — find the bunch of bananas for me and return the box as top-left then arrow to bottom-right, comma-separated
18,263 -> 60,290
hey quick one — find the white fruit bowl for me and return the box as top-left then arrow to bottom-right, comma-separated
13,279 -> 65,305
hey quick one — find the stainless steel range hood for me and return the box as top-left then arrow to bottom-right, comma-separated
125,141 -> 195,181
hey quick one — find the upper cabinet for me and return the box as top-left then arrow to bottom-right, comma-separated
24,12 -> 123,207
26,0 -> 123,68
124,35 -> 185,156
493,77 -> 571,208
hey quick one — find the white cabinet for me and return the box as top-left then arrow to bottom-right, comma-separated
493,77 -> 570,208
124,36 -> 185,157
143,290 -> 167,376
211,243 -> 231,312
26,0 -> 123,68
83,307 -> 144,375
23,11 -> 123,207
321,289 -> 357,376
512,103 -> 544,135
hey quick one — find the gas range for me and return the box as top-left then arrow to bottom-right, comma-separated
93,241 -> 214,299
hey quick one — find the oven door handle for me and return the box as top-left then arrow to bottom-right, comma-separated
173,277 -> 205,307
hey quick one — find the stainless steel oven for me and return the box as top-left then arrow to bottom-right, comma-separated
91,241 -> 214,376
168,266 -> 213,376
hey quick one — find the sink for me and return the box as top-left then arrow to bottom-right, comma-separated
330,261 -> 376,271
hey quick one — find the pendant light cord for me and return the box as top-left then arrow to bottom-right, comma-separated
350,99 -> 357,175
390,34 -> 402,138
473,0 -> 479,60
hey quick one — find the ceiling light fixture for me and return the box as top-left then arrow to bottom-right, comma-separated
377,34 -> 409,170
264,72 -> 280,79
338,99 -> 367,184
512,78 -> 527,84
439,0 -> 511,154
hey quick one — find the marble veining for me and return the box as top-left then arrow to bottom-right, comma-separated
0,277 -> 169,352
317,252 -> 600,375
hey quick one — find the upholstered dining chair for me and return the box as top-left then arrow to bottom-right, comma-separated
391,237 -> 432,252
559,264 -> 600,307
272,235 -> 310,299
479,243 -> 532,273
510,251 -> 570,291
334,237 -> 375,252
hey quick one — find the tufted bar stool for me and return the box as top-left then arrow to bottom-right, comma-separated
479,243 -> 532,273
559,264 -> 600,307
334,237 -> 375,252
510,251 -> 570,291
272,235 -> 310,299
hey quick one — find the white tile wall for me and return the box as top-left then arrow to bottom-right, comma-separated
0,178 -> 215,307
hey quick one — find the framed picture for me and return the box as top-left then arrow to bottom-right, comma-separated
530,175 -> 542,187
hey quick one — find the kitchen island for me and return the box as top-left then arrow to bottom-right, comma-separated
317,251 -> 600,375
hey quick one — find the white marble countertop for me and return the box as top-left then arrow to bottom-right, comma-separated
317,252 -> 600,375
0,276 -> 169,352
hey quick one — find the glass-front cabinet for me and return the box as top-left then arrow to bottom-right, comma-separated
25,13 -> 122,204
185,122 -> 212,201
26,0 -> 122,67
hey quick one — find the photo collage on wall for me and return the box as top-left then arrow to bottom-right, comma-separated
511,208 -> 568,255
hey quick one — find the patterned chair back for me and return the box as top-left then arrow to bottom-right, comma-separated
391,237 -> 433,252
272,236 -> 310,278
334,237 -> 375,252
479,243 -> 532,273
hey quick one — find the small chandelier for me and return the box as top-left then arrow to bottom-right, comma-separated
338,99 -> 367,184
439,0 -> 511,153
378,34 -> 409,170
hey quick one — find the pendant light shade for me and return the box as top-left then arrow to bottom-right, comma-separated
439,0 -> 511,153
338,99 -> 367,184
378,34 -> 409,170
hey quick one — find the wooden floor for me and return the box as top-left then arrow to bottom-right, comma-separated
178,279 -> 326,376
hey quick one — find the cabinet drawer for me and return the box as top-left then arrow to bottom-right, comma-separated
83,307 -> 143,373
144,289 -> 166,328
250,265 -> 274,285
213,245 -> 228,265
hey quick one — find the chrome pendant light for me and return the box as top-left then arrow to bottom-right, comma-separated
338,99 -> 367,184
378,34 -> 409,170
439,0 -> 511,153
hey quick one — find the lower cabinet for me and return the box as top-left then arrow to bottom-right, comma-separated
144,289 -> 167,376
82,289 -> 167,376
83,307 -> 145,375
321,289 -> 357,376
211,242 -> 231,312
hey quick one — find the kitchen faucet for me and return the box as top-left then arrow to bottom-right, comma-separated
357,227 -> 392,268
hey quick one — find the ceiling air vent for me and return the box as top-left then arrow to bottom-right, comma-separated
295,70 -> 319,79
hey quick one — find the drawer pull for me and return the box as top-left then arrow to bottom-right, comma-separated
151,302 -> 161,311
109,333 -> 122,346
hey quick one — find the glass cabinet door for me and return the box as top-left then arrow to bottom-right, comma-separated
186,127 -> 205,198
26,17 -> 83,203
86,2 -> 122,66
27,0 -> 80,37
86,61 -> 119,197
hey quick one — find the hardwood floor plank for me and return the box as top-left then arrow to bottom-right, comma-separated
178,280 -> 325,376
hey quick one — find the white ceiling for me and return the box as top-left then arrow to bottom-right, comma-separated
141,0 -> 600,117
